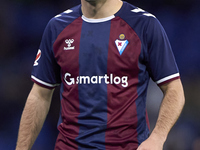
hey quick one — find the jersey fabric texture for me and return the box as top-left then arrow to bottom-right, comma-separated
31,1 -> 180,150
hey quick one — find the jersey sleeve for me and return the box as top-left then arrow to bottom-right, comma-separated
31,19 -> 61,89
145,16 -> 180,86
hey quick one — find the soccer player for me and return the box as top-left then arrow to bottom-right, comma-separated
16,0 -> 185,150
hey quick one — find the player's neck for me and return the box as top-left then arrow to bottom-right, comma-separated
81,0 -> 123,19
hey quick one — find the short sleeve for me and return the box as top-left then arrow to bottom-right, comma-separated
146,17 -> 180,85
31,19 -> 61,89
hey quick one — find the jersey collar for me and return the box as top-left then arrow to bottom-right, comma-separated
82,15 -> 115,23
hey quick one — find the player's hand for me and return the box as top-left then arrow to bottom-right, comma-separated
136,135 -> 164,150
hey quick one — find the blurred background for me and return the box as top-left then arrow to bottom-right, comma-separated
0,0 -> 200,149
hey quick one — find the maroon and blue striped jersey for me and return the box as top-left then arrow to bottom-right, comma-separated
31,1 -> 180,150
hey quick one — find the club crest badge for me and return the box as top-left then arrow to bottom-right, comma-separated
115,34 -> 129,55
34,49 -> 41,66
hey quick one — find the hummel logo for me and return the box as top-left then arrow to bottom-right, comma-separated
64,39 -> 75,50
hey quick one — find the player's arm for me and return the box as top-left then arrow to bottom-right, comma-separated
16,83 -> 54,150
137,79 -> 185,150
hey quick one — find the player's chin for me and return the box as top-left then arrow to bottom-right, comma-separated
85,0 -> 98,2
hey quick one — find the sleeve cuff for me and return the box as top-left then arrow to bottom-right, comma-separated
31,75 -> 60,89
156,73 -> 180,86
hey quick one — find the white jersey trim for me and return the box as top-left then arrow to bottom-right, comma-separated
31,75 -> 59,88
156,73 -> 180,84
82,15 -> 115,23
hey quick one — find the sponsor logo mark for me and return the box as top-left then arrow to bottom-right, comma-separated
34,49 -> 41,66
64,72 -> 128,88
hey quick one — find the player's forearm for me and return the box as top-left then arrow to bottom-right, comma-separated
150,79 -> 185,143
16,88 -> 52,150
